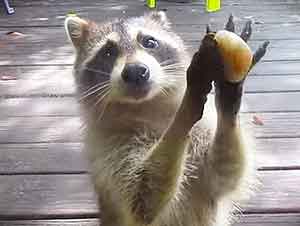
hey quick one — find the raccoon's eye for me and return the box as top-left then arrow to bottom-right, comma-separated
141,35 -> 159,49
105,49 -> 112,57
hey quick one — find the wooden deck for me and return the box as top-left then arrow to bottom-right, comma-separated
0,0 -> 300,225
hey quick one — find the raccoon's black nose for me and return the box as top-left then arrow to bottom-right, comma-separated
121,63 -> 150,85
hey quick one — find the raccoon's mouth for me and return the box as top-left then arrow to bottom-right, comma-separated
123,82 -> 152,100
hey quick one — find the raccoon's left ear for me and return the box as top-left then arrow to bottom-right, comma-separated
146,11 -> 171,28
65,16 -> 90,49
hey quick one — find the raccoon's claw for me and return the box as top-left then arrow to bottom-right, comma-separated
187,33 -> 220,92
225,14 -> 235,32
225,15 -> 252,42
206,24 -> 212,34
240,20 -> 252,42
250,40 -> 270,69
185,15 -> 269,121
214,15 -> 269,82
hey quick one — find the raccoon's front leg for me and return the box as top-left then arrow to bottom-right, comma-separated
205,17 -> 269,197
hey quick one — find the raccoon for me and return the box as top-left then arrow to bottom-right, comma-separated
65,11 -> 268,226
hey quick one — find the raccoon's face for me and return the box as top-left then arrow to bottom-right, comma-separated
65,12 -> 188,106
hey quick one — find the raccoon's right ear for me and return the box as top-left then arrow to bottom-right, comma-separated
65,16 -> 89,49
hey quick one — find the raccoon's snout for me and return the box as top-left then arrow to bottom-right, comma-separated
121,63 -> 150,86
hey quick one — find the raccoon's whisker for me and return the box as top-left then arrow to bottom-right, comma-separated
184,45 -> 193,50
163,64 -> 185,69
163,69 -> 182,73
80,84 -> 100,97
163,71 -> 185,76
162,67 -> 185,72
163,65 -> 183,69
160,86 -> 167,97
93,86 -> 111,108
95,90 -> 111,124
158,77 -> 179,89
161,73 -> 185,80
79,83 -> 110,102
80,81 -> 110,97
162,62 -> 184,67
165,75 -> 185,79
162,70 -> 186,75
88,86 -> 111,116
161,64 -> 186,71
158,85 -> 168,98
161,87 -> 170,97
160,78 -> 182,85
162,61 -> 184,65
162,68 -> 186,74
160,59 -> 177,66
162,63 -> 185,70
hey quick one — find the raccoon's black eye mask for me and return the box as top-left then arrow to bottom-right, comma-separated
137,33 -> 160,49
100,40 -> 119,59
141,35 -> 159,49
77,40 -> 120,90
86,40 -> 119,70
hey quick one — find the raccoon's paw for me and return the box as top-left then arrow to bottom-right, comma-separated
185,15 -> 269,121
182,33 -> 222,125
187,15 -> 269,91
213,15 -> 269,83
212,15 -> 269,118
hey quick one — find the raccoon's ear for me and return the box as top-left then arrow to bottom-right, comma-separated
147,11 -> 170,28
65,16 -> 89,49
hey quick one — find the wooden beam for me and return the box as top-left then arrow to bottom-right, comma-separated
0,171 -> 299,218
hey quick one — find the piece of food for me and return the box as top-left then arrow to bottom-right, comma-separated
214,30 -> 253,82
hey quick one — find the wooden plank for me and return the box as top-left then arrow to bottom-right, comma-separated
247,170 -> 300,213
241,93 -> 300,113
177,23 -> 300,41
251,61 -> 300,76
241,112 -> 300,138
0,112 -> 299,144
234,213 -> 300,226
1,1 -> 300,27
1,25 -> 299,65
256,138 -> 300,170
2,20 -> 300,41
0,116 -> 81,143
0,137 -> 299,174
0,143 -> 87,174
0,97 -> 78,117
244,75 -> 300,93
0,66 -> 75,97
0,219 -> 100,226
0,65 -> 299,97
1,92 -> 300,117
0,174 -> 98,218
0,171 -> 299,218
1,21 -> 300,63
0,214 -> 300,226
10,0 -> 300,7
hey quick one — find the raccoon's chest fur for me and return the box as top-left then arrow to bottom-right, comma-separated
84,106 -> 222,226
